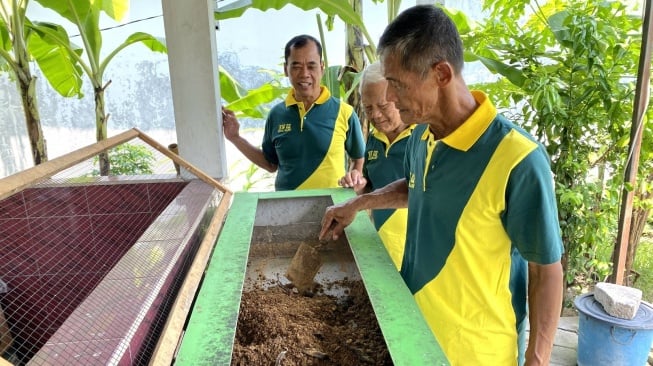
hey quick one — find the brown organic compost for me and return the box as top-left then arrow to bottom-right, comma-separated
231,280 -> 392,366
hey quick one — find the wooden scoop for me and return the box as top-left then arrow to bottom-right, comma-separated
286,222 -> 336,294
286,242 -> 324,294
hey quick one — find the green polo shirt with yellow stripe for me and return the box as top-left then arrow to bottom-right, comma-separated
262,86 -> 365,191
403,91 -> 563,365
363,125 -> 414,270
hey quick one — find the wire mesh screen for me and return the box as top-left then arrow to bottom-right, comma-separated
0,131 -> 225,365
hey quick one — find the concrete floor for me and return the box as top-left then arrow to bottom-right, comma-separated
549,316 -> 580,366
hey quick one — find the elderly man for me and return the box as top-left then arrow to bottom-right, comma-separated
320,5 -> 564,365
223,34 -> 365,190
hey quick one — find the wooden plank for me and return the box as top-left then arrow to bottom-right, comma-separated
149,189 -> 233,366
0,129 -> 139,201
526,316 -> 579,366
611,0 -> 653,285
134,128 -> 232,194
0,127 -> 232,202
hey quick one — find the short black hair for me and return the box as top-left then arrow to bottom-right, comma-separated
284,35 -> 323,64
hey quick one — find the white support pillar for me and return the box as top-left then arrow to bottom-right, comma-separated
160,0 -> 227,179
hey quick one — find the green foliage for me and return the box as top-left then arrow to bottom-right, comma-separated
33,0 -> 166,134
219,65 -> 289,119
456,0 -> 650,285
215,0 -> 364,30
33,0 -> 167,93
380,0 -> 403,22
228,159 -> 274,191
27,21 -> 84,97
0,1 -> 83,97
215,0 -> 377,58
92,143 -> 155,176
31,0 -> 166,174
216,0 -> 404,121
634,231 -> 653,302
219,65 -> 250,102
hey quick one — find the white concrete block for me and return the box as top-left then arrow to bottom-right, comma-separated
594,282 -> 642,320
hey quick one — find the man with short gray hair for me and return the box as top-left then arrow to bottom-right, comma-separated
320,5 -> 564,365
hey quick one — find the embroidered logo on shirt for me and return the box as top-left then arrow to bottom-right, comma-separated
278,123 -> 292,133
367,150 -> 379,160
408,173 -> 415,188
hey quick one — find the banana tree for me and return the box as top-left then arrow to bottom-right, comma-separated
216,0 -> 405,62
219,65 -> 290,118
215,0 -> 404,96
0,0 -> 81,165
215,0 -> 402,138
0,0 -> 46,165
33,0 -> 166,175
216,0 -> 377,61
346,0 -> 366,127
381,0 -> 401,21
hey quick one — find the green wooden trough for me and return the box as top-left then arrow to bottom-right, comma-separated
174,188 -> 448,365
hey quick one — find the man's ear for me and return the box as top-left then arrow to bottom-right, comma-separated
433,61 -> 453,86
283,63 -> 289,77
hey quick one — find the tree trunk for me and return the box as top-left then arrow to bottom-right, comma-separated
16,50 -> 47,166
17,73 -> 47,166
345,0 -> 367,138
10,0 -> 48,166
95,85 -> 110,175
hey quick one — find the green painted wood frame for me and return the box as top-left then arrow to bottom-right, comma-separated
174,188 -> 448,365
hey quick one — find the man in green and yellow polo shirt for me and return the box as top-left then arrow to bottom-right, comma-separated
320,5 -> 564,366
223,34 -> 365,190
338,61 -> 414,270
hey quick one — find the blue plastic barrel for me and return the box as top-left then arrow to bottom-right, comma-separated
574,293 -> 653,366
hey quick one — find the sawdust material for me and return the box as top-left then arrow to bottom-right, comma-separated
231,280 -> 392,366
